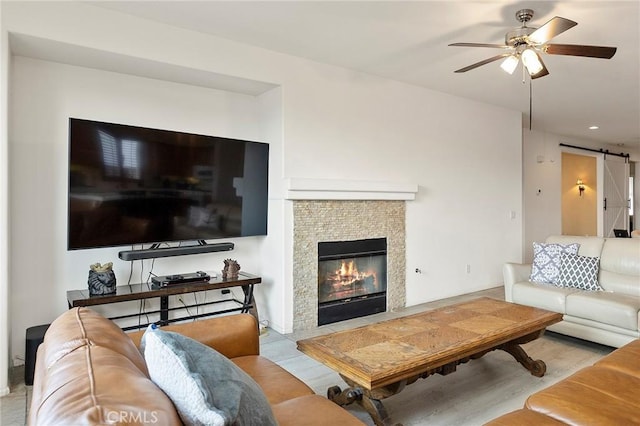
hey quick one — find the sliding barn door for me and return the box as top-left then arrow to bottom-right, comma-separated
603,156 -> 630,237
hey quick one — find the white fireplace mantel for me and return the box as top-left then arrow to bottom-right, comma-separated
285,178 -> 418,201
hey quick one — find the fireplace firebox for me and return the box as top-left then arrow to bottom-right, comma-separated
318,238 -> 387,326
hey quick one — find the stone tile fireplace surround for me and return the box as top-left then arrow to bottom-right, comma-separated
292,200 -> 407,331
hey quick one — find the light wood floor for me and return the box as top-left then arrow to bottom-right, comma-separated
1,287 -> 614,426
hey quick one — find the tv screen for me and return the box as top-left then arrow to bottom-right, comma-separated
68,118 -> 269,250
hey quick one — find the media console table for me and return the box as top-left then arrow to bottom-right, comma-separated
66,272 -> 261,331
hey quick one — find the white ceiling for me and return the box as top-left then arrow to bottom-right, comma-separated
90,1 -> 640,148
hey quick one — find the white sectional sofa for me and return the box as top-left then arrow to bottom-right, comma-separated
504,235 -> 640,348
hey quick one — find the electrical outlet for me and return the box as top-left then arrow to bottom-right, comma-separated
466,264 -> 471,274
14,355 -> 25,366
259,320 -> 269,335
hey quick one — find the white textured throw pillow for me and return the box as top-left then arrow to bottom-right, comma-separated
557,253 -> 603,291
530,242 -> 580,286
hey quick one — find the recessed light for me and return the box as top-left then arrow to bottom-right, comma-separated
589,125 -> 599,130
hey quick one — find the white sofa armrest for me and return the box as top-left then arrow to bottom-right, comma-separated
503,263 -> 531,302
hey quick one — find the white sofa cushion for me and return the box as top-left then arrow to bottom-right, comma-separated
512,282 -> 577,314
599,238 -> 640,295
546,235 -> 605,258
566,291 -> 640,331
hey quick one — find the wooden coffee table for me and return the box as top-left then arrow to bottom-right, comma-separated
297,298 -> 562,425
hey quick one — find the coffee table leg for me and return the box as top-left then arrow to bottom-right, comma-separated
327,385 -> 362,405
499,342 -> 547,377
328,376 -> 407,426
360,395 -> 391,426
327,385 -> 393,426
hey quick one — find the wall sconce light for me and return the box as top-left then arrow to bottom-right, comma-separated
577,179 -> 585,196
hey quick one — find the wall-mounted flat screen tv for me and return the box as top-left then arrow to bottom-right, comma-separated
68,118 -> 269,250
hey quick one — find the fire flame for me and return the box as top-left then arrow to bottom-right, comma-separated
339,260 -> 357,277
319,256 -> 384,303
332,260 -> 375,285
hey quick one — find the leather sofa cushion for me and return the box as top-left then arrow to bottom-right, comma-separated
566,291 -> 640,331
483,408 -> 565,425
512,282 -> 576,313
28,308 -> 180,425
44,306 -> 149,375
595,339 -> 640,378
232,355 -> 315,405
525,366 -> 640,424
129,313 -> 260,359
272,395 -> 365,425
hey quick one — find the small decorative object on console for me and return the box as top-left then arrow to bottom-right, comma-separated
222,259 -> 241,279
88,262 -> 117,296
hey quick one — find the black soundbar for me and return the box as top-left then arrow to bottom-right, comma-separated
118,242 -> 234,261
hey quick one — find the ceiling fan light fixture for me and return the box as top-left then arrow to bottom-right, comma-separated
449,10 -> 617,80
522,48 -> 543,75
500,55 -> 519,74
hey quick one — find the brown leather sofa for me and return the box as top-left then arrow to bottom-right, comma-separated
485,339 -> 640,425
28,307 -> 364,425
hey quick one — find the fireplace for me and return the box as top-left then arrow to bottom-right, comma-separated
292,199 -> 406,331
318,238 -> 387,326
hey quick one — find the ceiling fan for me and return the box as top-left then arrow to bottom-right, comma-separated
449,9 -> 617,79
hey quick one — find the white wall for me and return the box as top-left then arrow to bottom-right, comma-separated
404,100 -> 522,304
0,3 -> 10,397
523,130 -> 563,260
523,129 -> 639,261
1,1 -> 523,373
256,87 -> 288,332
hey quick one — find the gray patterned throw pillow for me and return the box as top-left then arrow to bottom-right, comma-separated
140,325 -> 277,426
530,242 -> 580,286
557,253 -> 603,291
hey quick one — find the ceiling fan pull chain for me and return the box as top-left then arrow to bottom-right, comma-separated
529,78 -> 533,131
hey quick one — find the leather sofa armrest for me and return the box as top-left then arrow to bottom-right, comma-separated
503,263 -> 531,302
128,313 -> 260,359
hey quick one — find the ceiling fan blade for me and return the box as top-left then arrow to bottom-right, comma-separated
545,43 -> 617,59
529,16 -> 578,44
454,54 -> 511,73
449,42 -> 510,49
531,52 -> 550,79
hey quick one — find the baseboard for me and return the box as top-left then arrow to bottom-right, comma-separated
0,386 -> 9,397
